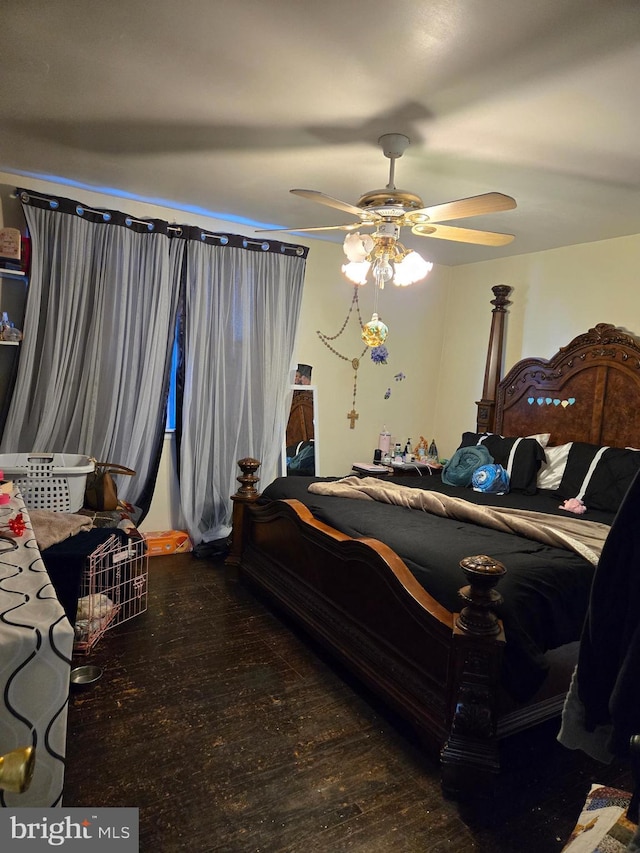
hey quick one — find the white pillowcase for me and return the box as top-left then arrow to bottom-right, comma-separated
527,432 -> 551,448
537,442 -> 573,490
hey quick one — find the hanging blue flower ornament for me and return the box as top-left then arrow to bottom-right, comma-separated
384,388 -> 391,399
371,345 -> 388,364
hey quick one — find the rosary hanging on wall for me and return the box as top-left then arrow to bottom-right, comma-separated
316,287 -> 369,429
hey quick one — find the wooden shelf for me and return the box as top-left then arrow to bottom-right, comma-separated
0,341 -> 19,347
0,268 -> 26,279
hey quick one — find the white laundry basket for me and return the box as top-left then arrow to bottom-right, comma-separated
0,453 -> 95,512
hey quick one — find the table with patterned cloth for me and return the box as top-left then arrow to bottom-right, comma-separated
0,490 -> 74,807
562,784 -> 640,852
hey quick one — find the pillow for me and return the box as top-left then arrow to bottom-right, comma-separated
537,442 -> 573,490
557,442 -> 640,513
286,440 -> 315,475
460,431 -> 550,447
459,432 -> 546,494
471,464 -> 510,494
286,439 -> 311,458
459,431 -> 491,447
527,432 -> 551,448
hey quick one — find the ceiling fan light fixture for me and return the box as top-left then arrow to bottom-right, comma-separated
393,250 -> 433,287
342,260 -> 371,285
343,231 -> 374,262
342,234 -> 432,289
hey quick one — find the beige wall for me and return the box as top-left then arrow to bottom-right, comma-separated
293,238 -> 451,475
2,171 -> 639,529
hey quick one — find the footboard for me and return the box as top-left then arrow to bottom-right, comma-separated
227,459 -> 516,796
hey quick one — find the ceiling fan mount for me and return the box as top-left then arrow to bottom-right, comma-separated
356,134 -> 425,215
377,132 -> 411,160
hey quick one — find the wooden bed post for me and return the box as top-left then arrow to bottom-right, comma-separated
476,285 -> 512,435
441,554 -> 506,797
225,458 -> 261,579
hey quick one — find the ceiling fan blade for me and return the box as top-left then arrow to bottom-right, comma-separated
409,192 -> 516,224
290,188 -> 376,218
255,222 -> 363,234
412,222 -> 515,246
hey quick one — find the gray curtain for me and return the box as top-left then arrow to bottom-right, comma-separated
179,237 -> 306,545
1,193 -> 183,509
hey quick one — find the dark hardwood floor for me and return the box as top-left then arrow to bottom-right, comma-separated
63,553 -> 633,852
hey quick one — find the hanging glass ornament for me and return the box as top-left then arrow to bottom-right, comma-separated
361,313 -> 389,348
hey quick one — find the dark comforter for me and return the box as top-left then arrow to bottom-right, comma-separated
261,474 -> 615,701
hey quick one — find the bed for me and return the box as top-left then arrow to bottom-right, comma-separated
226,286 -> 640,797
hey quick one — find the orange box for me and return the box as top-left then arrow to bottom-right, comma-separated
143,530 -> 193,557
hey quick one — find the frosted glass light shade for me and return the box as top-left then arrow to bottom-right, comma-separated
343,232 -> 374,262
342,260 -> 371,285
393,251 -> 433,286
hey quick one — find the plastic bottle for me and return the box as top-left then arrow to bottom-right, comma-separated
378,427 -> 391,456
427,439 -> 439,463
393,442 -> 403,464
404,438 -> 413,462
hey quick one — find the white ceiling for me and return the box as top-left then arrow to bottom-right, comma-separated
2,0 -> 640,265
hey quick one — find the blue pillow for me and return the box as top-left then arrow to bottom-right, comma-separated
472,464 -> 510,494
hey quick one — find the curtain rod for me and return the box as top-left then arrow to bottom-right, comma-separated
15,190 -> 183,233
14,189 -> 308,257
196,231 -> 306,255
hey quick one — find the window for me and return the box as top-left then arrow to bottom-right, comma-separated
166,336 -> 178,431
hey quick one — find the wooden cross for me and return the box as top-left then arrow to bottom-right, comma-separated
347,408 -> 359,429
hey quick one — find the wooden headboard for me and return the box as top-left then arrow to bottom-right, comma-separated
495,323 -> 640,448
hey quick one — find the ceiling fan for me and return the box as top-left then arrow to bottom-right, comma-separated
258,133 -> 517,249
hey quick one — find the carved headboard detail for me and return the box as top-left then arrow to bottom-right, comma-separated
494,323 -> 640,447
